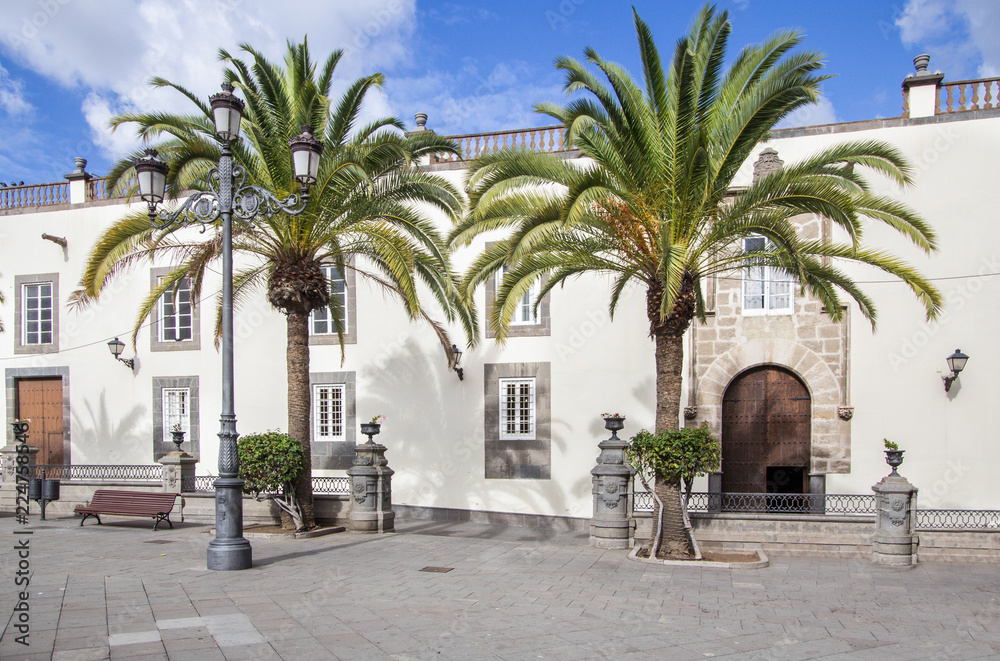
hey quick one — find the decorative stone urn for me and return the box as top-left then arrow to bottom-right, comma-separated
359,423 -> 381,442
171,430 -> 186,452
590,416 -> 635,549
884,450 -> 905,475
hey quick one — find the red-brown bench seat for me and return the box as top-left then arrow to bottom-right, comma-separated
74,489 -> 178,531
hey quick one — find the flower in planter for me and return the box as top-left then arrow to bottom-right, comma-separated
369,415 -> 386,425
883,438 -> 899,451
601,413 -> 625,419
171,423 -> 184,433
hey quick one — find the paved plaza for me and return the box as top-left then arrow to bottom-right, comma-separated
0,512 -> 998,660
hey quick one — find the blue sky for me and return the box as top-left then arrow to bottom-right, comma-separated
0,0 -> 997,186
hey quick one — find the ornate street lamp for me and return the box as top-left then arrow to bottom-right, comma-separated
136,83 -> 323,571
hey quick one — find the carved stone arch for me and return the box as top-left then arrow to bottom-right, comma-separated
695,339 -> 849,475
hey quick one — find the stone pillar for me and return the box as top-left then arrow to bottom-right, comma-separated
590,417 -> 634,549
871,461 -> 919,566
347,428 -> 394,533
902,54 -> 944,119
64,157 -> 91,204
159,451 -> 197,522
0,426 -> 38,514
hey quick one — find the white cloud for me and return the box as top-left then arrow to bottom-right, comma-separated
0,0 -> 419,162
897,0 -> 954,45
778,96 -> 839,129
896,0 -> 1000,78
385,60 -> 563,135
0,63 -> 31,115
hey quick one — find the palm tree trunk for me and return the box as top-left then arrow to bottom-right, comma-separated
287,311 -> 315,529
647,277 -> 697,558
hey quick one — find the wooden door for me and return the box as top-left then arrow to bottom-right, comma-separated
721,366 -> 810,495
16,378 -> 64,466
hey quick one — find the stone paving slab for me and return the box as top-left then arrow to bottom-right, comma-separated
1,513 -> 998,660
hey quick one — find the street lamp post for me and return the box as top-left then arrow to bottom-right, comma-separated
135,82 -> 323,571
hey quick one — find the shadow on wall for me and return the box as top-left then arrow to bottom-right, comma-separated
71,390 -> 148,464
361,336 -> 579,519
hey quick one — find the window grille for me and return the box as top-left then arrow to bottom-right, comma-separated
499,377 -> 536,440
314,383 -> 345,441
162,388 -> 190,432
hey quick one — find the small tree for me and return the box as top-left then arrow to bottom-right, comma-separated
625,424 -> 721,559
238,431 -> 307,531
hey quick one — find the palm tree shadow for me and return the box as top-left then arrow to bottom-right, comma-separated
71,390 -> 148,464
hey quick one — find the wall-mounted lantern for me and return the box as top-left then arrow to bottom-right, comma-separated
943,349 -> 968,392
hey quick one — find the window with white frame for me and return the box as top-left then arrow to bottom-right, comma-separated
162,388 -> 190,433
310,265 -> 348,335
742,235 -> 793,314
22,281 -> 53,345
496,266 -> 540,324
158,278 -> 193,342
499,377 -> 536,440
313,383 -> 346,442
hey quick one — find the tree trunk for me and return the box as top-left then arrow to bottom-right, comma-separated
652,473 -> 695,557
287,311 -> 315,529
647,277 -> 697,558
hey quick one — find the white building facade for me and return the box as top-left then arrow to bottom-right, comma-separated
1,59 -> 998,529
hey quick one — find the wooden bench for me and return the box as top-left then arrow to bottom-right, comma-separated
75,490 -> 178,531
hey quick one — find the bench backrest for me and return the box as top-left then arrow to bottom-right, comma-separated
88,489 -> 177,512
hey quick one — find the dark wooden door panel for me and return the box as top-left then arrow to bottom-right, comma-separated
722,366 -> 810,496
16,378 -> 63,465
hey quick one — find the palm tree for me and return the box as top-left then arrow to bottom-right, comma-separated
73,40 -> 477,528
450,6 -> 941,558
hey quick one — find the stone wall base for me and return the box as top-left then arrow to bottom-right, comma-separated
635,513 -> 1000,563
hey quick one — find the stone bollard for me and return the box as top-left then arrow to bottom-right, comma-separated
1,423 -> 39,514
871,455 -> 919,566
347,423 -> 394,533
590,416 -> 635,549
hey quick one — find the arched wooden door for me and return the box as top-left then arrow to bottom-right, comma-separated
721,366 -> 810,496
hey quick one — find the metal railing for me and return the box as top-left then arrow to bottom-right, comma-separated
182,474 -> 349,494
30,464 -> 162,481
634,491 -> 1000,530
633,491 -> 877,515
312,476 -> 350,493
916,509 -> 1000,530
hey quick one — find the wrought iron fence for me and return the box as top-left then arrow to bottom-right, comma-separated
916,509 -> 1000,530
31,464 -> 162,481
633,492 -> 999,530
181,475 -> 349,494
312,476 -> 350,493
633,491 -> 876,515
